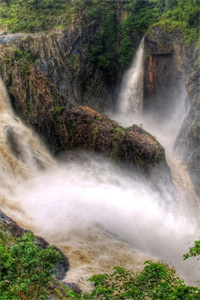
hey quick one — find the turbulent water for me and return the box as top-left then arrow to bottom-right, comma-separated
0,43 -> 200,293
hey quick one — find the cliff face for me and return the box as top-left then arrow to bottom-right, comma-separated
144,27 -> 189,122
144,26 -> 200,196
0,22 -> 118,114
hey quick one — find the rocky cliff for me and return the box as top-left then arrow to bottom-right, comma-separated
144,25 -> 200,196
0,22 -> 118,114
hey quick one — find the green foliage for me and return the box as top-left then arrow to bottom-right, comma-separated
14,48 -> 38,63
78,261 -> 200,299
0,231 -> 62,300
0,0 -> 198,75
0,0 -> 71,33
118,0 -> 165,70
86,7 -> 116,77
1,229 -> 200,299
158,0 -> 200,43
184,240 -> 200,260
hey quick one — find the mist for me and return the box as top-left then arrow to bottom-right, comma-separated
8,152 -> 198,287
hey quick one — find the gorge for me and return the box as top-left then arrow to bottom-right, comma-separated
0,0 -> 200,298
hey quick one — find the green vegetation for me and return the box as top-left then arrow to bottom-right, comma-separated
86,7 -> 116,76
112,127 -> 125,141
0,0 -> 199,72
0,0 -> 71,33
1,228 -> 200,299
157,0 -> 200,44
14,48 -> 38,63
78,261 -> 200,299
184,239 -> 200,260
0,231 -> 62,299
73,239 -> 200,299
75,239 -> 200,299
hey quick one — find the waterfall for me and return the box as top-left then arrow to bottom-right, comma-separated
118,38 -> 144,115
0,78 -> 54,219
0,78 -> 200,292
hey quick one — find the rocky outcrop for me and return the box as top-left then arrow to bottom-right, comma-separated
144,25 -> 200,196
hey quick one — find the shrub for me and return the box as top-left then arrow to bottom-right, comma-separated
0,231 -> 62,300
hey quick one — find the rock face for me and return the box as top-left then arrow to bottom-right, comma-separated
144,25 -> 200,196
0,24 -> 118,113
144,26 -> 189,122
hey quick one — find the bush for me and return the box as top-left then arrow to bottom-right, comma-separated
0,231 -> 62,300
79,261 -> 200,299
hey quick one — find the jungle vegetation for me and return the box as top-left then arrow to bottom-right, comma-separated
0,0 -> 199,70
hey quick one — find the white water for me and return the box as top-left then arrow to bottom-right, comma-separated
0,52 -> 200,294
118,38 -> 144,115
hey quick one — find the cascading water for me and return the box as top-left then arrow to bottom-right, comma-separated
0,50 -> 199,294
118,38 -> 144,115
0,78 -> 54,220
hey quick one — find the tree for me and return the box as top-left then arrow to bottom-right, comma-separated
0,231 -> 62,300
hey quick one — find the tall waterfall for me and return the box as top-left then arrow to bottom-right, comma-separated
0,77 -> 200,292
118,38 -> 144,115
